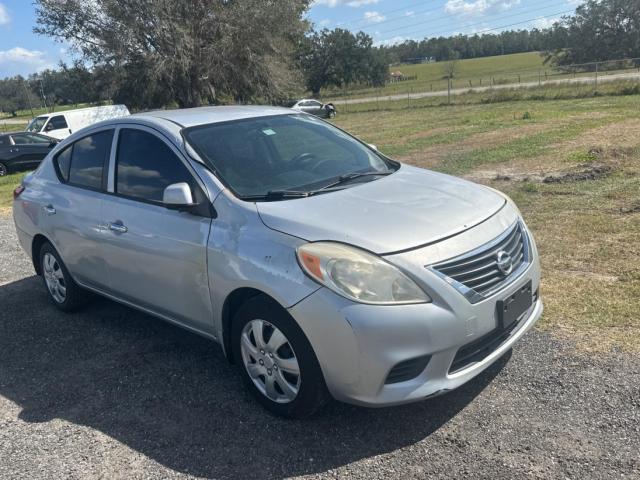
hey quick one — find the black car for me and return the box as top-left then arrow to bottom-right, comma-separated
0,132 -> 59,176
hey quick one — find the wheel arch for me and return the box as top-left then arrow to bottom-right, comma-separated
222,287 -> 276,363
31,234 -> 51,275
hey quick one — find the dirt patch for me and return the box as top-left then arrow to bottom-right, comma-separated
467,144 -> 628,185
620,200 -> 640,214
542,162 -> 614,184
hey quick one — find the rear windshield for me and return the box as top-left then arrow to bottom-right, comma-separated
184,114 -> 391,198
26,116 -> 48,133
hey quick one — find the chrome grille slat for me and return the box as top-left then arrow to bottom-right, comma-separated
431,222 -> 529,299
437,227 -> 520,272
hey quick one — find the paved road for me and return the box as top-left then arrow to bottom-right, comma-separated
0,214 -> 638,479
333,71 -> 640,106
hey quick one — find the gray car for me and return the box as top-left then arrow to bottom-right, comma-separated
12,106 -> 542,418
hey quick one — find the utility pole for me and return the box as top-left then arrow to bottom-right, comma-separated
448,77 -> 451,105
39,78 -> 48,112
21,80 -> 35,118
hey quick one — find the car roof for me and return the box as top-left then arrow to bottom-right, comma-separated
132,105 -> 295,128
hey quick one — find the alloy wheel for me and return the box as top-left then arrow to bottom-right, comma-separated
240,319 -> 301,403
0,163 -> 6,176
43,252 -> 66,304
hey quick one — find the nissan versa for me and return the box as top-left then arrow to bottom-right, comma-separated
12,106 -> 542,418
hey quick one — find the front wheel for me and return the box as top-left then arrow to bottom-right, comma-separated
231,295 -> 330,418
0,162 -> 7,177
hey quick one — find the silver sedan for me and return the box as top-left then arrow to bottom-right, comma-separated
13,106 -> 542,418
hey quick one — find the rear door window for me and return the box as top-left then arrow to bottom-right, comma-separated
54,130 -> 113,189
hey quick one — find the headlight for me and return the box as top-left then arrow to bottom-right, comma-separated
297,242 -> 431,305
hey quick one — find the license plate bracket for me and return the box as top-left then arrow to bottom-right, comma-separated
497,281 -> 533,330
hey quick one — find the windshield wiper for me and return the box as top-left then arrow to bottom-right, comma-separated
318,170 -> 394,191
239,190 -> 312,201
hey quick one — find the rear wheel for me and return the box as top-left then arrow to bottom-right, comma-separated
39,242 -> 89,312
231,295 -> 330,418
0,162 -> 7,177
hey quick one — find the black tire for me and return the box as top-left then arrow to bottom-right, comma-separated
39,242 -> 90,312
0,162 -> 7,177
328,110 -> 336,119
231,295 -> 330,418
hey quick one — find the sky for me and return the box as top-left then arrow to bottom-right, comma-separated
0,0 -> 583,78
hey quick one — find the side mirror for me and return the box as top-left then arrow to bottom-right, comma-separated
368,144 -> 378,151
163,182 -> 195,210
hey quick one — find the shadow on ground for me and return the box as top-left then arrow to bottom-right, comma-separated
0,276 -> 510,479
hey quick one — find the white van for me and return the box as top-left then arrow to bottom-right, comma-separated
25,105 -> 130,140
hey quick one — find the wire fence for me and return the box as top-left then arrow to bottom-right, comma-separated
323,57 -> 640,113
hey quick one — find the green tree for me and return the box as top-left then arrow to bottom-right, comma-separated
299,28 -> 388,96
0,77 -> 34,116
34,0 -> 310,109
544,0 -> 640,65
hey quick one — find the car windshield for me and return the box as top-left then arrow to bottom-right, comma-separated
184,114 -> 395,199
26,117 -> 48,133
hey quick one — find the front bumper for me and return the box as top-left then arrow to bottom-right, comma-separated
288,216 -> 542,407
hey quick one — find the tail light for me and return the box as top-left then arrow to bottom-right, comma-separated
13,185 -> 25,200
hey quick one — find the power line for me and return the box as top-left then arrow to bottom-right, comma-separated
346,2 -> 445,31
376,8 -> 573,43
373,1 -> 569,39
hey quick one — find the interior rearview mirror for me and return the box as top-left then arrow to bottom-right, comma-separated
163,182 -> 195,209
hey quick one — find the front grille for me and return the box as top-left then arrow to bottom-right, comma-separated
432,222 -> 528,299
385,354 -> 432,384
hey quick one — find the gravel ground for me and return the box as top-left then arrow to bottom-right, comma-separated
0,214 -> 638,479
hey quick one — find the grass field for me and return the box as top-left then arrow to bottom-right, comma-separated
333,93 -> 640,351
323,51 -> 639,101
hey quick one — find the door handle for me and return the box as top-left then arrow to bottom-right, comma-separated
108,222 -> 128,234
43,205 -> 56,215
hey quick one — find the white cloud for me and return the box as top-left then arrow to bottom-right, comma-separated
531,17 -> 560,29
0,3 -> 10,26
405,11 -> 415,17
364,11 -> 385,23
318,18 -> 331,27
314,0 -> 380,7
444,0 -> 520,17
0,47 -> 54,77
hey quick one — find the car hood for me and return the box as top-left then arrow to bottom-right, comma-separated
256,165 -> 506,254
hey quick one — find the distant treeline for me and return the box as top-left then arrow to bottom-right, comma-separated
381,0 -> 640,67
381,29 -> 567,64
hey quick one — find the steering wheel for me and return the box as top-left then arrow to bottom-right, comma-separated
289,152 -> 317,169
290,152 -> 334,173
